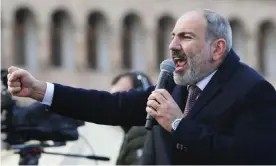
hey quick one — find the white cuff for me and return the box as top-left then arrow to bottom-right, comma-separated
171,118 -> 182,131
41,82 -> 54,106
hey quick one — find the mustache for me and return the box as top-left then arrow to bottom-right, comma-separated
171,50 -> 187,60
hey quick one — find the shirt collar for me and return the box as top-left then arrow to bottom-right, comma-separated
188,70 -> 217,91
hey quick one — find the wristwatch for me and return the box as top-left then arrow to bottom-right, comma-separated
171,118 -> 182,132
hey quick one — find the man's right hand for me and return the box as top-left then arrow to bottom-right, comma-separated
7,66 -> 47,101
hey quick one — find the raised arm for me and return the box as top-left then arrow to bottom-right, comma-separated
7,66 -> 154,126
49,83 -> 154,126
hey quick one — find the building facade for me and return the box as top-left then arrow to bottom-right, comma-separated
2,0 -> 276,91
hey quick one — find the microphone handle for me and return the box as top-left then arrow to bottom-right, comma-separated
145,70 -> 170,130
145,113 -> 154,130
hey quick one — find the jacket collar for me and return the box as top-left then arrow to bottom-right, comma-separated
187,49 -> 241,118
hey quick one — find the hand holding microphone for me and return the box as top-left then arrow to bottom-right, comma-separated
145,59 -> 184,131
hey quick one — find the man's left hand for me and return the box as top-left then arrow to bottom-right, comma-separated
146,89 -> 184,132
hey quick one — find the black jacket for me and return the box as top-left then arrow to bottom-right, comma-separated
116,126 -> 147,165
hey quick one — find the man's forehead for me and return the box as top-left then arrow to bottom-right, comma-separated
172,11 -> 206,34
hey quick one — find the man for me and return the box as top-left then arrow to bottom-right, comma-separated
7,9 -> 276,164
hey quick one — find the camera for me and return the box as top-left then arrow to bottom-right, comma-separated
1,68 -> 85,145
1,69 -> 110,165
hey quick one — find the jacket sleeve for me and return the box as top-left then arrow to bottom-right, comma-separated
172,80 -> 276,164
48,83 -> 155,126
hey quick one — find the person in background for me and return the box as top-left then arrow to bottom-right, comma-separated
110,72 -> 153,165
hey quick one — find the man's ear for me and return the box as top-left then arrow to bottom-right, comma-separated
211,39 -> 227,61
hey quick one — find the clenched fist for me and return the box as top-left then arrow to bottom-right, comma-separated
7,66 -> 47,101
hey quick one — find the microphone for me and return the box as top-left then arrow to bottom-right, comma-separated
145,59 -> 175,130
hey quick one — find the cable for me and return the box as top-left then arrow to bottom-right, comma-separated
79,133 -> 98,165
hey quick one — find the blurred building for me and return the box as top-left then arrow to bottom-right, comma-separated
1,0 -> 276,90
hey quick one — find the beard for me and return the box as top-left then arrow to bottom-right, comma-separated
173,48 -> 213,86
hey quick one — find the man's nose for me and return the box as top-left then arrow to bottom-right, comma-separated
169,37 -> 181,51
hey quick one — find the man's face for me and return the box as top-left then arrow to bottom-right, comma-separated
169,11 -> 215,86
110,76 -> 133,93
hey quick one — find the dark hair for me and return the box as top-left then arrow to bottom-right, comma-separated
111,71 -> 153,91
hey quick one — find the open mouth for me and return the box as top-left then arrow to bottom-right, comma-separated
173,57 -> 187,73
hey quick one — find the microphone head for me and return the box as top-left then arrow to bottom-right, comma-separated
160,59 -> 175,74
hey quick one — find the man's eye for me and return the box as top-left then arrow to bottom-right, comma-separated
179,34 -> 192,39
184,36 -> 192,39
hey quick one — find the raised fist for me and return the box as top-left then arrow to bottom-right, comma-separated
7,66 -> 46,101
